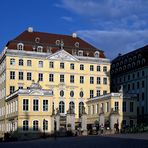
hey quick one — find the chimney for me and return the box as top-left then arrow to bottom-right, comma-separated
72,32 -> 77,38
28,27 -> 33,32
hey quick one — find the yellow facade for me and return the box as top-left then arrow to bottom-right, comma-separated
86,93 -> 137,129
0,49 -> 110,136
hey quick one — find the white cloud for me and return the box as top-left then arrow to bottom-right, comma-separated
77,29 -> 148,59
61,16 -> 73,22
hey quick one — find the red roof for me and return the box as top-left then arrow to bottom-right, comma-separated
6,30 -> 105,58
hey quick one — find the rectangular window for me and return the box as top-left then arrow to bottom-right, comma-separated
132,83 -> 135,90
114,102 -> 119,111
19,72 -> 23,80
33,99 -> 39,111
103,77 -> 107,84
10,71 -> 15,80
43,100 -> 48,111
96,104 -> 99,114
103,66 -> 107,72
130,102 -> 134,112
90,65 -> 94,71
90,77 -> 94,84
10,59 -> 15,65
38,61 -> 43,68
142,92 -> 144,101
19,59 -> 23,66
23,99 -> 29,111
49,74 -> 54,82
70,75 -> 74,83
70,63 -> 74,70
97,77 -> 101,84
38,73 -> 43,81
123,102 -> 126,112
10,86 -> 15,94
80,64 -> 84,70
60,74 -> 64,83
60,62 -> 64,69
92,105 -> 95,114
103,90 -> 107,95
96,90 -> 100,97
80,76 -> 84,84
49,61 -> 54,68
27,60 -> 32,66
142,80 -> 145,88
137,81 -> 139,89
97,66 -> 101,71
90,90 -> 94,98
27,72 -> 32,81
39,61 -> 43,68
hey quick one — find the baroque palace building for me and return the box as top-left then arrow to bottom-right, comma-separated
0,27 -> 110,137
111,45 -> 148,124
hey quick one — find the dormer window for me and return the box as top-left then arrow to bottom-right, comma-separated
78,50 -> 83,56
74,42 -> 79,48
55,40 -> 60,46
37,46 -> 43,52
17,43 -> 24,50
94,51 -> 100,58
35,37 -> 40,43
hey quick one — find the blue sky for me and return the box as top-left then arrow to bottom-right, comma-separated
0,0 -> 148,59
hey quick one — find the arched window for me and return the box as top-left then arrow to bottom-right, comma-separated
142,58 -> 146,64
79,102 -> 84,117
70,91 -> 74,97
19,59 -> 24,66
17,43 -> 24,50
60,90 -> 64,97
43,120 -> 48,131
94,51 -> 100,58
23,120 -> 28,131
33,120 -> 38,131
37,46 -> 43,52
80,91 -> 84,98
59,101 -> 65,113
69,101 -> 75,111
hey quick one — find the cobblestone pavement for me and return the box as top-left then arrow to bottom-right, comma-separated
0,135 -> 148,148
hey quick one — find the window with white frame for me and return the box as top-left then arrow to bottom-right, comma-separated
90,77 -> 94,84
19,59 -> 24,66
10,71 -> 15,80
97,77 -> 101,84
38,61 -> 43,68
60,62 -> 64,69
49,74 -> 54,82
97,66 -> 101,71
90,90 -> 94,98
69,101 -> 75,111
43,100 -> 48,111
49,61 -> 54,68
103,66 -> 107,72
27,60 -> 32,66
17,43 -> 24,50
10,58 -> 15,65
60,90 -> 64,97
70,63 -> 74,70
27,72 -> 32,81
59,101 -> 65,113
80,91 -> 84,98
33,99 -> 39,111
33,120 -> 38,131
80,64 -> 84,70
78,50 -> 83,56
90,65 -> 94,71
80,76 -> 84,84
60,74 -> 64,83
19,72 -> 24,80
23,120 -> 29,131
70,91 -> 74,97
10,86 -> 15,94
114,102 -> 119,112
70,75 -> 74,83
23,99 -> 29,111
38,73 -> 43,81
103,77 -> 107,84
96,90 -> 100,97
43,120 -> 48,130
37,46 -> 43,52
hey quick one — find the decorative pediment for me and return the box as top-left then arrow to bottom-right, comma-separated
47,50 -> 79,61
29,90 -> 44,96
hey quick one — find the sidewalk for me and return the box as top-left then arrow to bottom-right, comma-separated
103,132 -> 148,140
